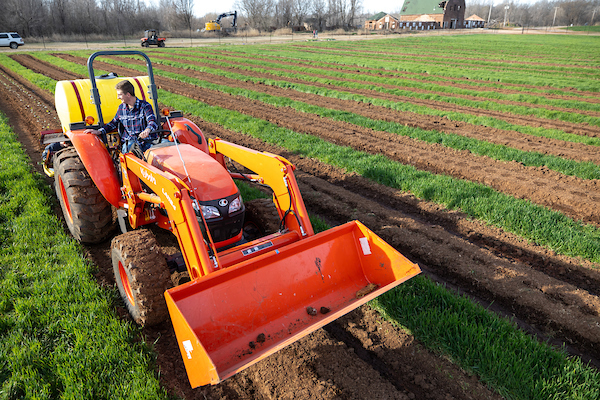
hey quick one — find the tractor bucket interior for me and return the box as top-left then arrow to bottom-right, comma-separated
165,220 -> 421,387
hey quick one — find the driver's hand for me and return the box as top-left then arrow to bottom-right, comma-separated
139,128 -> 150,139
84,129 -> 99,135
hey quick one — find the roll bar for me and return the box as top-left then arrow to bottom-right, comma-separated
87,51 -> 160,126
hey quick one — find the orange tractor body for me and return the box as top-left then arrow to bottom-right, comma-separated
42,51 -> 420,387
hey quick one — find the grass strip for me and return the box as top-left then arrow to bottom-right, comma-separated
0,113 -> 166,399
371,276 -> 600,400
157,89 -> 600,263
95,54 -> 600,180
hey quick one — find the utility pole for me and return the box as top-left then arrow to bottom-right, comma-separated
591,9 -> 597,26
552,6 -> 559,31
503,5 -> 509,27
487,2 -> 493,25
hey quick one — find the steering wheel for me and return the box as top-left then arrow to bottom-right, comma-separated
148,129 -> 172,144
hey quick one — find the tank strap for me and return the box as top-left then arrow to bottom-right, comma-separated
69,81 -> 86,122
133,78 -> 147,102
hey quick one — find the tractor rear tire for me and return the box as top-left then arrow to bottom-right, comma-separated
111,229 -> 171,326
54,148 -> 115,243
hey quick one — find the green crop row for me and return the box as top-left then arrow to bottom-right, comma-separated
0,113 -> 166,399
0,55 -> 56,94
296,35 -> 600,66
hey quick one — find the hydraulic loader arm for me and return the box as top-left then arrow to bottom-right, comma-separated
208,138 -> 314,238
119,153 -> 219,279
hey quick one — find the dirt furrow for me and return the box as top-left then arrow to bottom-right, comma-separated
45,54 -> 600,227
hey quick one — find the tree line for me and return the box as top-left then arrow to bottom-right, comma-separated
465,0 -> 598,28
0,0 -> 597,38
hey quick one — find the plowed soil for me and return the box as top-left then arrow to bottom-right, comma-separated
3,48 -> 600,399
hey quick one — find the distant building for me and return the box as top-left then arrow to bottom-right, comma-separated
465,14 -> 485,28
364,12 -> 400,30
399,0 -> 466,29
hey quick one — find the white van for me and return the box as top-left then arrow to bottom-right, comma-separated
0,33 -> 24,49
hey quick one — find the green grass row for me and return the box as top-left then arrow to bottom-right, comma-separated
0,55 -> 56,94
88,53 -> 600,180
371,276 -> 600,400
152,50 -> 600,114
289,44 -> 599,79
291,35 -> 600,69
0,114 -> 167,399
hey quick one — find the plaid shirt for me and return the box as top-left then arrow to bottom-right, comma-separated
99,98 -> 158,141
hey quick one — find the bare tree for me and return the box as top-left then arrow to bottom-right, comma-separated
9,0 -> 45,36
292,0 -> 310,27
174,0 -> 194,31
311,0 -> 327,31
235,0 -> 275,31
276,0 -> 293,28
560,0 -> 589,25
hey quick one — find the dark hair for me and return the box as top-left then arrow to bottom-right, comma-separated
115,80 -> 135,96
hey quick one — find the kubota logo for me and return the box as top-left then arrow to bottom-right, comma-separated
162,188 -> 177,211
139,167 -> 157,185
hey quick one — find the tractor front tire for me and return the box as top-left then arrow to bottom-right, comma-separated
54,148 -> 115,243
111,229 -> 171,326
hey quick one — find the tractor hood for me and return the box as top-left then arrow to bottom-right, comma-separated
146,143 -> 238,202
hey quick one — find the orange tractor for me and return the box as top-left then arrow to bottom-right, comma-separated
141,29 -> 165,47
41,51 -> 420,387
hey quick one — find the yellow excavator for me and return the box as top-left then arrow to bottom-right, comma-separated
204,11 -> 238,33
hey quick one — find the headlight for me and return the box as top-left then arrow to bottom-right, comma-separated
228,196 -> 242,214
200,205 -> 220,219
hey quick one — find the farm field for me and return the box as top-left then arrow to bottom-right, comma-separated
2,33 -> 600,399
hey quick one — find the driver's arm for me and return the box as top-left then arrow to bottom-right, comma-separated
139,102 -> 158,139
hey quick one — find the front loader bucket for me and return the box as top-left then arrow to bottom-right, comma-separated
165,220 -> 420,387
